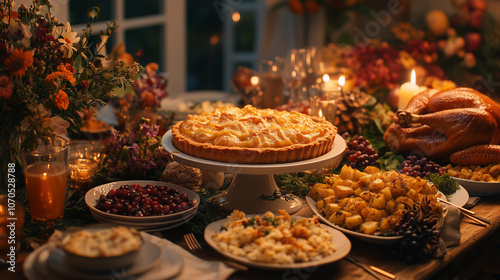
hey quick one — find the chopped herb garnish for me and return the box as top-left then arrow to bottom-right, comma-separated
247,217 -> 256,227
429,173 -> 460,196
262,216 -> 280,227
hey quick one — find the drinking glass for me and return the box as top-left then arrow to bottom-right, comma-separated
259,57 -> 284,109
282,48 -> 307,104
282,47 -> 318,105
309,84 -> 340,124
21,137 -> 69,223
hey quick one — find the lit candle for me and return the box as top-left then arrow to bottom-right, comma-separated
398,69 -> 427,110
24,162 -> 67,221
250,76 -> 260,87
321,74 -> 340,92
338,75 -> 345,93
68,158 -> 98,182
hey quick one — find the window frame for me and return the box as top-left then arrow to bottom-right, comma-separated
50,0 -> 186,95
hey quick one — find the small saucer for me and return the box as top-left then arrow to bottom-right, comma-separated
47,242 -> 161,280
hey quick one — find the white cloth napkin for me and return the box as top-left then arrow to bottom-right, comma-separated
142,232 -> 236,280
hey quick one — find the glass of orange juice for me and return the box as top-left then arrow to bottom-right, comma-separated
21,137 -> 69,223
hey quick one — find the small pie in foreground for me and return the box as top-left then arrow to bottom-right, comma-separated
171,105 -> 337,164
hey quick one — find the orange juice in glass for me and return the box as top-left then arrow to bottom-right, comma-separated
24,162 -> 67,221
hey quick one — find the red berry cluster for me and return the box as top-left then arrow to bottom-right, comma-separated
400,156 -> 444,178
346,135 -> 379,170
95,184 -> 195,217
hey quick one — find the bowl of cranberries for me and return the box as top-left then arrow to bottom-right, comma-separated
85,180 -> 199,223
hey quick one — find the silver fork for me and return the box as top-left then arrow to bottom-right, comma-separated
183,233 -> 248,271
184,233 -> 207,257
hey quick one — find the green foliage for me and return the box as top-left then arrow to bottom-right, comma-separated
429,173 -> 460,196
379,151 -> 406,171
188,188 -> 231,237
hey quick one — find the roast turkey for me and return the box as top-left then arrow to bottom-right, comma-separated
384,87 -> 500,165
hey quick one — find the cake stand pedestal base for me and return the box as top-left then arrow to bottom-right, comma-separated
217,174 -> 302,214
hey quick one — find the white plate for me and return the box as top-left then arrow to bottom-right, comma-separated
305,196 -> 403,244
24,234 -> 183,280
88,206 -> 197,225
91,210 -> 196,231
437,184 -> 469,207
85,180 -> 199,223
451,177 -> 500,196
91,208 -> 196,227
46,242 -> 161,280
204,216 -> 351,270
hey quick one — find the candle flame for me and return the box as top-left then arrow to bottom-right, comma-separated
232,12 -> 240,22
42,172 -> 47,177
411,69 -> 416,84
338,75 -> 345,87
250,76 -> 259,86
322,74 -> 330,83
318,108 -> 323,118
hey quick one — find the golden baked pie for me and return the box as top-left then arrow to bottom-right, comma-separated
62,226 -> 142,257
171,105 -> 337,163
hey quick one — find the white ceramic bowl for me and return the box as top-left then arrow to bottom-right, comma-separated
61,225 -> 143,272
85,180 -> 200,223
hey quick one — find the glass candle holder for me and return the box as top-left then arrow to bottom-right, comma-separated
21,137 -> 69,223
68,141 -> 101,191
309,85 -> 340,124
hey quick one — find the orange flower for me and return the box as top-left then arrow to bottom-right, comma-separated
5,47 -> 33,77
54,89 -> 69,110
45,71 -> 62,87
145,62 -> 159,76
63,63 -> 76,74
0,76 -> 14,99
45,64 -> 76,88
57,64 -> 76,86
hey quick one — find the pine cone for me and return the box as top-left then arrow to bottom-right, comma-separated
334,88 -> 374,135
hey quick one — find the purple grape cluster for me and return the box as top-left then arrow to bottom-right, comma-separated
400,156 -> 444,178
346,135 -> 379,170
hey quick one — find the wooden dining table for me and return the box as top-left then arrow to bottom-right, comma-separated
3,191 -> 500,280
166,194 -> 500,280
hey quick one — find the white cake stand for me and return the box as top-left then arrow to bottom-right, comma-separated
162,131 -> 346,214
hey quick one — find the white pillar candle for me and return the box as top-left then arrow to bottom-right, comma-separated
398,69 -> 426,110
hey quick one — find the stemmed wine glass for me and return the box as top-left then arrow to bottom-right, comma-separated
282,47 -> 318,105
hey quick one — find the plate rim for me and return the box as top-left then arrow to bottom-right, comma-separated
438,184 -> 469,207
451,176 -> 500,196
91,211 -> 196,231
203,215 -> 351,270
46,241 -> 162,278
90,207 -> 197,226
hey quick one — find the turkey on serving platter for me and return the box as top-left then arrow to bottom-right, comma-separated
383,87 -> 500,165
